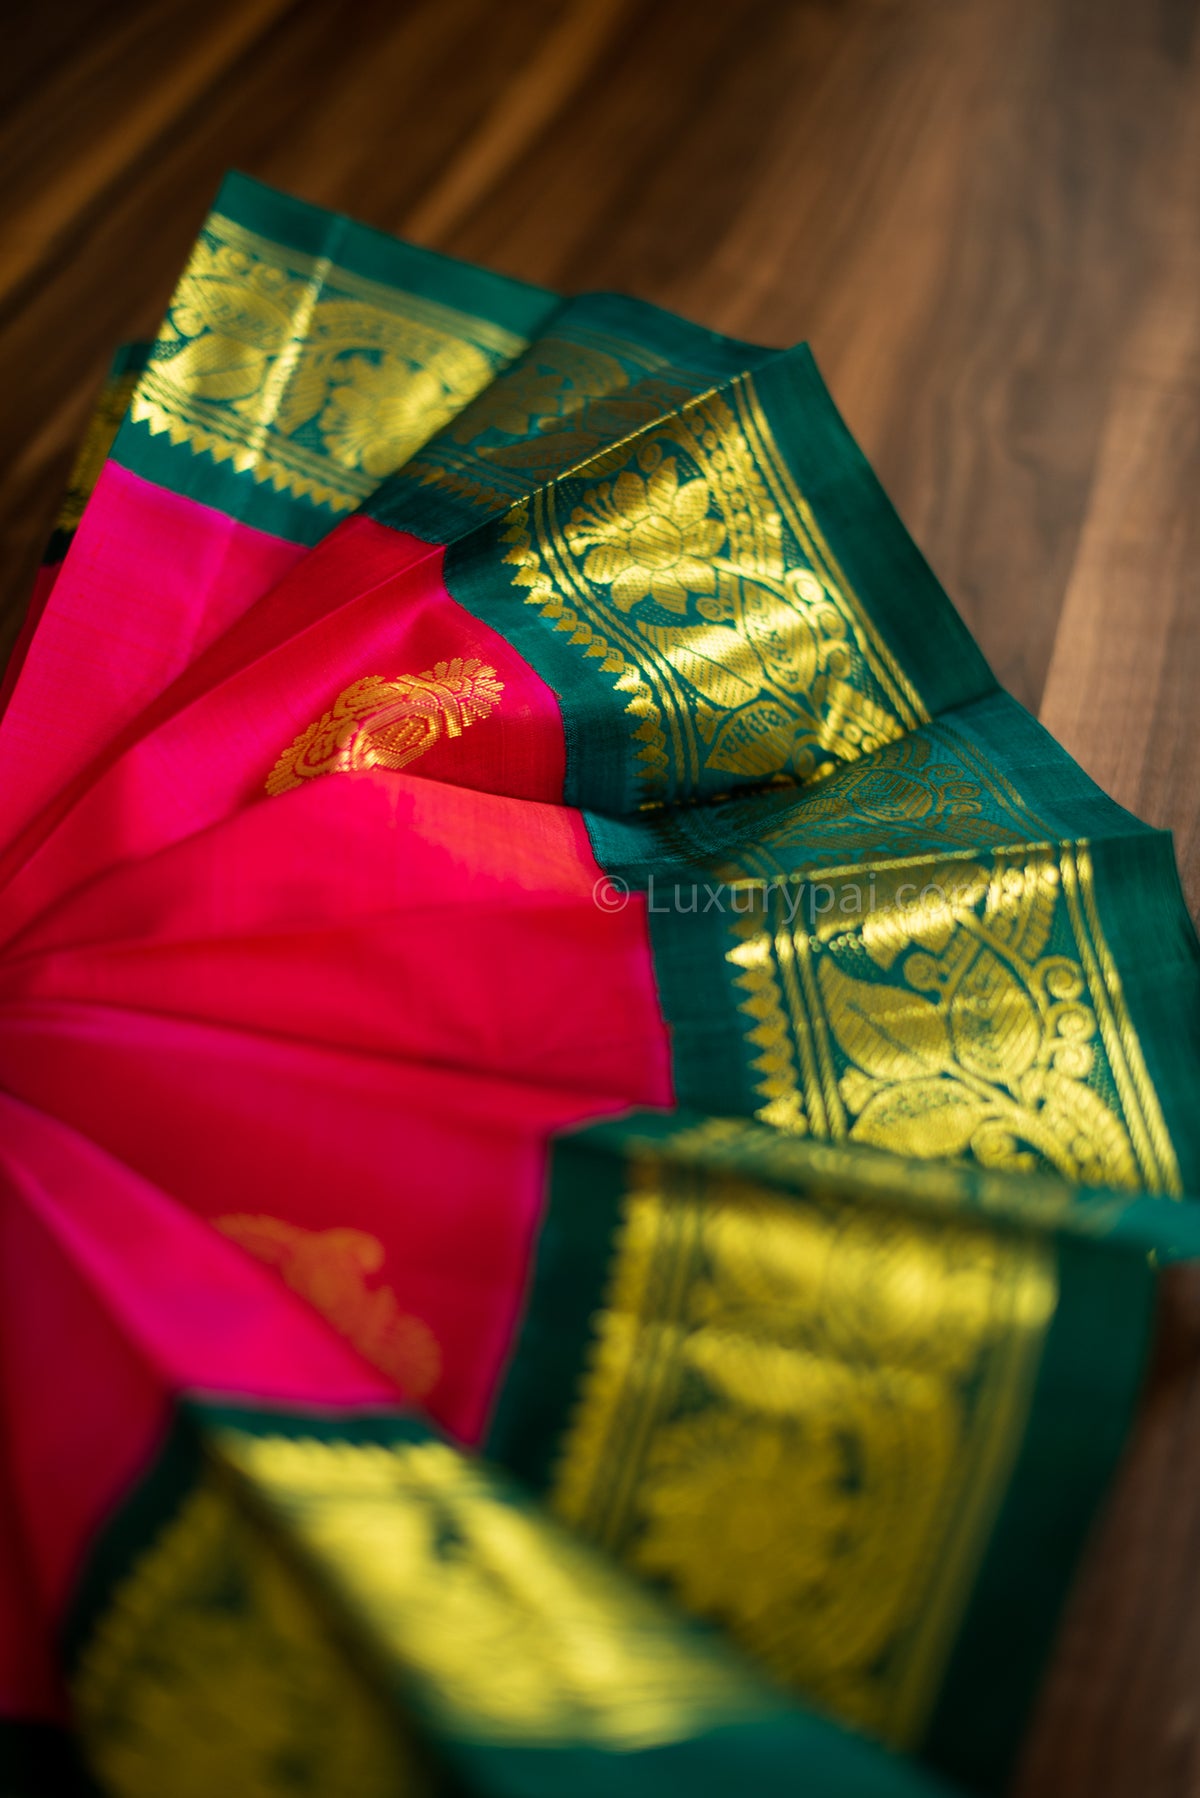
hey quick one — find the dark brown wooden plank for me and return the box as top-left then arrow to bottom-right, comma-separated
1039,48 -> 1200,914
0,0 -> 563,667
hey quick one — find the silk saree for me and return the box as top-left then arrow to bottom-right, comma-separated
2,172 -> 1199,1798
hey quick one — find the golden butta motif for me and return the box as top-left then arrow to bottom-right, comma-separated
215,1215 -> 441,1399
130,215 -> 521,510
503,378 -> 925,801
726,844 -> 1180,1191
265,659 -> 503,795
552,1157 -> 1056,1746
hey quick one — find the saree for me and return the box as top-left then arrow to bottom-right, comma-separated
1,174 -> 1199,1798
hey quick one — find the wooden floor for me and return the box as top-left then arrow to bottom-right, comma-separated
3,1 -> 1200,1791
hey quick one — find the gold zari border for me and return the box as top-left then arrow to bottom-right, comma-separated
504,371 -> 928,805
75,1427 -> 774,1798
726,840 -> 1180,1194
128,211 -> 525,513
550,1154 -> 1057,1746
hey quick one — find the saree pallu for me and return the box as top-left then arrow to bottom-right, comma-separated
2,175 -> 1200,1798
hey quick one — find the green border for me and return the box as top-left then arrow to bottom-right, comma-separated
923,1232 -> 1155,1790
1085,831 -> 1200,1195
442,343 -> 1000,815
109,171 -> 560,544
65,1393 -> 951,1798
216,171 -> 556,340
62,1399 -> 435,1672
365,289 -> 780,544
579,690 -> 1156,889
749,347 -> 997,721
484,1120 -> 629,1484
488,1111 -> 1163,1793
112,416 -> 338,546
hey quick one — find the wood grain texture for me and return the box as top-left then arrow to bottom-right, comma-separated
1,3 -> 1199,1790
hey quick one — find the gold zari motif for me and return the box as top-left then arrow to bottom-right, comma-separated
130,213 -> 523,511
407,330 -> 704,512
218,1431 -> 771,1749
74,1477 -> 421,1798
503,376 -> 924,803
215,1216 -> 442,1398
76,1428 -> 773,1792
266,659 -> 502,794
551,1156 -> 1058,1745
726,844 -> 1180,1191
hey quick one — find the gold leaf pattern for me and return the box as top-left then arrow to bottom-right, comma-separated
215,1216 -> 441,1399
266,658 -> 502,796
725,845 -> 1180,1191
130,214 -> 523,512
550,1156 -> 1057,1745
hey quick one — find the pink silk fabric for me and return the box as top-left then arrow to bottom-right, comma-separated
0,767 -> 672,1421
0,465 -> 305,844
0,507 -> 674,1691
0,564 -> 55,716
0,519 -> 567,939
0,1089 -> 401,1716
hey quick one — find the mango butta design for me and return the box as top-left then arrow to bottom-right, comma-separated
266,659 -> 504,793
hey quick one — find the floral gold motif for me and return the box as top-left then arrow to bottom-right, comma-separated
215,1216 -> 442,1398
130,214 -> 523,512
266,658 -> 503,795
551,1156 -> 1057,1745
503,378 -> 923,804
567,454 -> 726,615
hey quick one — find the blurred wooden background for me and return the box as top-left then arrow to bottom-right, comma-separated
2,1 -> 1200,1791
